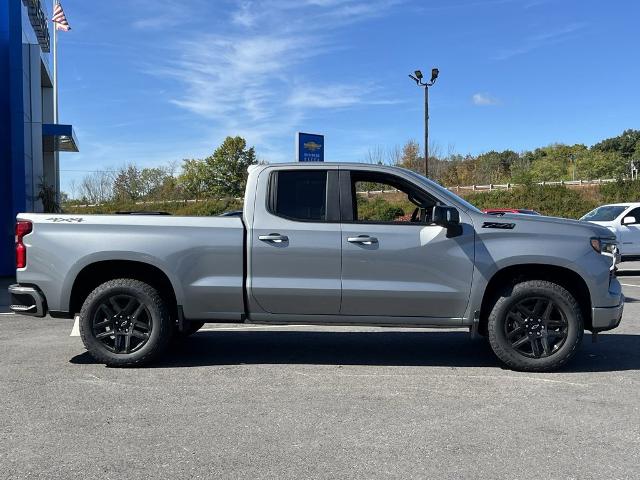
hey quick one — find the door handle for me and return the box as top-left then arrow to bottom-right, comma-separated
347,235 -> 378,245
259,233 -> 289,243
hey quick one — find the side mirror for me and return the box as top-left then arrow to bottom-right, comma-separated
432,206 -> 462,238
623,216 -> 636,225
433,205 -> 460,227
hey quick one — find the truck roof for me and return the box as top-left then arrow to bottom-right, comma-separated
250,162 -> 391,170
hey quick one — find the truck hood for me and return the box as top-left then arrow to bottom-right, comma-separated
481,213 -> 615,238
585,220 -> 615,227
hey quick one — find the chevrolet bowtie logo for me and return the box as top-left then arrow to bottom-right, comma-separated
304,141 -> 322,152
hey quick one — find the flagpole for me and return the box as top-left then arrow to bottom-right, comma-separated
53,0 -> 58,124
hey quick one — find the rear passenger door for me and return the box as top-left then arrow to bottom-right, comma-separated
249,168 -> 342,315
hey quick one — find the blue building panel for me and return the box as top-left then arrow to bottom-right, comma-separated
1,0 -> 27,275
0,0 -> 69,276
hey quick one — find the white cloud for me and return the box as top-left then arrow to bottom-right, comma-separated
472,93 -> 499,106
492,22 -> 587,60
232,1 -> 257,27
144,0 -> 401,159
131,0 -> 199,30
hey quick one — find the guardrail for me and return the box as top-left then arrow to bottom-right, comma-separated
447,178 -> 617,192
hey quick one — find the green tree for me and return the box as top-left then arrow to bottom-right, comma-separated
526,144 -> 587,182
474,150 -> 518,184
113,164 -> 142,201
577,150 -> 626,180
139,167 -> 171,199
204,136 -> 257,197
394,140 -> 422,173
593,129 -> 640,158
178,159 -> 208,200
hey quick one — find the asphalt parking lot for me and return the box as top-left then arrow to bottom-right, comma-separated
2,272 -> 640,479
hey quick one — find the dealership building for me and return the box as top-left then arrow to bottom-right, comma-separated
0,0 -> 77,275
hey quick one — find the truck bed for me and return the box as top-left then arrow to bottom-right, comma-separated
16,213 -> 246,320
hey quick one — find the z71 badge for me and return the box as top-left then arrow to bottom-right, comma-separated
46,217 -> 84,223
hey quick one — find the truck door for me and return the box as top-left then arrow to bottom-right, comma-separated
339,169 -> 474,319
620,207 -> 640,255
249,168 -> 342,315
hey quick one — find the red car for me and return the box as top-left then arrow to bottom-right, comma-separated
482,208 -> 541,216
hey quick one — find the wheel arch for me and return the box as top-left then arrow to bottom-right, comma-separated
69,260 -> 179,320
479,264 -> 592,334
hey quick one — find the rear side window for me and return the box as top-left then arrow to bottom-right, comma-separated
271,170 -> 327,221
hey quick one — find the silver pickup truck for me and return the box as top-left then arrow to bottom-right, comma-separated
9,163 -> 624,371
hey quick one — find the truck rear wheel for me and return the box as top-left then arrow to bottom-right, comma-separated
79,279 -> 173,367
487,280 -> 583,372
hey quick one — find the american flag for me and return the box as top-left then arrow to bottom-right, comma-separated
52,1 -> 71,31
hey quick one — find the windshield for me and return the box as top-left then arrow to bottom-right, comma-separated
402,169 -> 482,213
580,205 -> 628,222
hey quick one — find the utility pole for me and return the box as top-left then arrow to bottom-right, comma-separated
409,68 -> 439,177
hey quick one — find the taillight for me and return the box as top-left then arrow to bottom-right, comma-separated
15,221 -> 32,269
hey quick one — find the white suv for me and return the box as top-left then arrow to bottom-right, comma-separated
581,202 -> 640,260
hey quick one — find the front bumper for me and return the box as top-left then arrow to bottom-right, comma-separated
8,284 -> 46,317
592,294 -> 624,332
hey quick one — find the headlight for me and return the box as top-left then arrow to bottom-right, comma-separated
591,237 -> 618,255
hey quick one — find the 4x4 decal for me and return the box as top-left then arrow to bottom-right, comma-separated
46,217 -> 84,223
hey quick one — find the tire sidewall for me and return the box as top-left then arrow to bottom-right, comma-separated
80,280 -> 170,366
488,282 -> 583,371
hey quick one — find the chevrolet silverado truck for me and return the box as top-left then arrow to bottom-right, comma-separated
9,163 -> 624,371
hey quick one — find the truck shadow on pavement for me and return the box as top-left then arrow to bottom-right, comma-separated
71,330 -> 640,372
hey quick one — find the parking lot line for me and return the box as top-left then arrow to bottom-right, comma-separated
70,316 -> 80,336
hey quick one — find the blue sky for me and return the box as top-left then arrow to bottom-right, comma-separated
54,0 -> 639,193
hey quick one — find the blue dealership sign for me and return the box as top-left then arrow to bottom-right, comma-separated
296,132 -> 324,162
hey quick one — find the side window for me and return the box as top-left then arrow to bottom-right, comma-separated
350,172 -> 438,224
271,170 -> 328,221
624,208 -> 640,225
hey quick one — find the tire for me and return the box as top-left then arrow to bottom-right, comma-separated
173,321 -> 205,339
487,280 -> 583,372
79,279 -> 173,367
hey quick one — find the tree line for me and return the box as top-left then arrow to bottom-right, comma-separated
69,129 -> 640,205
71,136 -> 257,204
384,129 -> 640,186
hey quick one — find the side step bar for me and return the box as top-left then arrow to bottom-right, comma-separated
8,284 -> 46,317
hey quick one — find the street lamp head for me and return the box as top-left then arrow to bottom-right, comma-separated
414,70 -> 423,80
430,68 -> 439,82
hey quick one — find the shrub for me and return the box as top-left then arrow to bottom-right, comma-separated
464,185 -> 598,219
357,196 -> 406,221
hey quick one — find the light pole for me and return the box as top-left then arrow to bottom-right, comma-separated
409,68 -> 439,177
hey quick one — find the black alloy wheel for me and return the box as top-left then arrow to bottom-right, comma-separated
92,294 -> 153,354
487,280 -> 583,372
504,297 -> 568,359
79,279 -> 173,367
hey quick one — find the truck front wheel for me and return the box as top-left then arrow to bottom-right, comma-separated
79,279 -> 173,367
487,280 -> 584,372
